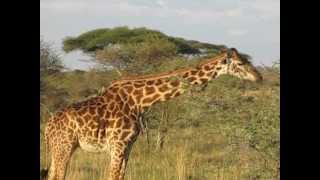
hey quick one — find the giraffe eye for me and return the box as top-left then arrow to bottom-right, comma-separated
237,62 -> 244,66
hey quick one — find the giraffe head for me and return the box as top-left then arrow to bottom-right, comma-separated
217,48 -> 263,82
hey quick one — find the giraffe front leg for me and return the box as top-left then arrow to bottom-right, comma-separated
108,142 -> 126,180
107,141 -> 134,180
108,146 -> 125,180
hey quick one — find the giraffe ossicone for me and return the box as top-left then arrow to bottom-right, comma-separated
42,48 -> 262,180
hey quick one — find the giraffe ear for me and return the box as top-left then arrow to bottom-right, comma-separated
227,49 -> 233,58
220,48 -> 228,53
230,48 -> 238,53
226,48 -> 234,64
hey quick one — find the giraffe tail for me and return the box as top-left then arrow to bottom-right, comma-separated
41,126 -> 50,180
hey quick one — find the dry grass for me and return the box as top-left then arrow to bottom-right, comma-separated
41,128 -> 278,180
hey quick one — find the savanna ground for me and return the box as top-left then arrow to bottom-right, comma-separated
40,64 -> 279,180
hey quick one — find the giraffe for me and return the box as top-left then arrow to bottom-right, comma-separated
41,48 -> 262,180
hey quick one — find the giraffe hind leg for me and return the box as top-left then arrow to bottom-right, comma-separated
47,136 -> 78,180
47,144 -> 77,180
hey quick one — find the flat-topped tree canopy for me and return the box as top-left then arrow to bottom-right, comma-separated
62,26 -> 229,55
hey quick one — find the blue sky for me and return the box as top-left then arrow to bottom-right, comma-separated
40,0 -> 280,70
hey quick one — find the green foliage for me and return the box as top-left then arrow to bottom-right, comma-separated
62,26 -> 255,78
272,60 -> 280,73
95,37 -> 178,75
40,38 -> 64,75
40,38 -> 65,122
62,26 -> 225,55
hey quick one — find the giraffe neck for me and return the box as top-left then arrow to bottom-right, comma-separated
108,54 -> 227,110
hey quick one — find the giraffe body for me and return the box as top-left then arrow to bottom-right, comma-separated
43,48 -> 262,180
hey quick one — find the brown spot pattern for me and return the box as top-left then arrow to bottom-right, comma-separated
190,70 -> 197,75
128,96 -> 135,106
146,80 -> 155,85
111,87 -> 119,93
115,120 -> 122,128
133,89 -> 143,96
105,93 -> 114,101
134,83 -> 145,88
204,65 -> 211,71
182,72 -> 189,78
212,72 -> 217,78
155,79 -> 163,86
122,117 -> 131,129
120,131 -> 130,140
145,86 -> 156,95
105,111 -> 111,118
142,94 -> 161,104
119,89 -> 128,101
174,91 -> 181,97
84,114 -> 91,121
89,106 -> 96,115
164,93 -> 172,100
170,80 -> 180,87
136,94 -> 143,103
198,71 -> 205,77
109,120 -> 115,127
123,103 -> 130,114
108,102 -> 115,111
123,86 -> 133,94
78,107 -> 87,116
200,78 -> 208,84
121,82 -> 132,86
188,77 -> 197,82
159,84 -> 169,92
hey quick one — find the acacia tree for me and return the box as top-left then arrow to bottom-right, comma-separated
40,39 -> 64,75
62,26 -> 251,75
62,26 -> 201,54
40,38 -> 67,120
40,39 -> 64,94
95,37 -> 177,75
61,27 -> 227,75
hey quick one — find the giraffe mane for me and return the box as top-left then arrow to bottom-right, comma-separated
112,68 -> 190,83
111,52 -> 226,84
